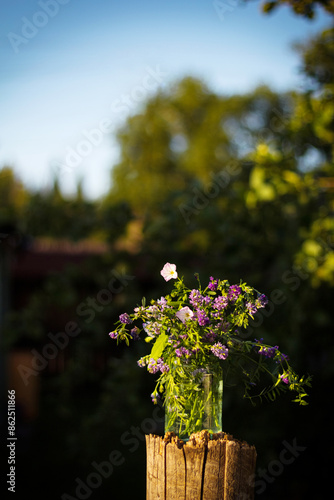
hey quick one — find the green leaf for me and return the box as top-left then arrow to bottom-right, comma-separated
151,332 -> 168,361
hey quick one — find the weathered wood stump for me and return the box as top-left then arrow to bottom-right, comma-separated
146,430 -> 256,500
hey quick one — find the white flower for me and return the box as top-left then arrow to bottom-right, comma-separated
160,262 -> 178,281
176,306 -> 194,323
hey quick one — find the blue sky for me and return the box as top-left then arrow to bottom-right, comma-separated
0,0 -> 330,199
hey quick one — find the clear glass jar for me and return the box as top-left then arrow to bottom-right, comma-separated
164,362 -> 223,441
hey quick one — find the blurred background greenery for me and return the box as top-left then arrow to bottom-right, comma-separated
1,3 -> 334,499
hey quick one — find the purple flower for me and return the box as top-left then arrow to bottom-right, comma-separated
143,321 -> 162,337
189,289 -> 204,308
228,285 -> 242,302
211,342 -> 229,360
148,357 -> 170,373
130,326 -> 140,340
157,296 -> 168,310
156,357 -> 170,373
213,296 -> 228,311
147,358 -> 160,373
109,331 -> 118,339
246,302 -> 258,315
280,374 -> 289,384
208,277 -> 218,291
258,345 -> 279,358
137,357 -> 147,367
175,347 -> 192,358
160,362 -> 170,373
256,294 -> 268,308
119,313 -> 132,324
196,309 -> 210,326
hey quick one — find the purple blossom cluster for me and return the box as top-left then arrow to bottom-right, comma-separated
256,294 -> 268,308
141,357 -> 170,374
144,304 -> 160,318
137,357 -> 147,367
211,342 -> 229,360
175,346 -> 192,358
189,289 -> 204,308
228,285 -> 242,302
130,326 -> 140,340
213,295 -> 228,311
143,321 -> 162,337
109,331 -> 118,339
119,313 -> 132,324
246,302 -> 258,315
258,345 -> 279,358
208,277 -> 218,291
157,297 -> 168,310
196,309 -> 210,326
156,358 -> 170,373
147,358 -> 160,373
189,289 -> 211,308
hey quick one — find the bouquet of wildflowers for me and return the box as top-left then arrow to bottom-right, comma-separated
109,263 -> 311,436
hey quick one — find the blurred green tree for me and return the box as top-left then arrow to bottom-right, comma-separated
0,166 -> 28,229
253,0 -> 334,18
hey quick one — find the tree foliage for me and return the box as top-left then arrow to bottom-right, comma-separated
258,0 -> 334,19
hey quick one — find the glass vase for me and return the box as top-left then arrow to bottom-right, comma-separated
164,361 -> 223,441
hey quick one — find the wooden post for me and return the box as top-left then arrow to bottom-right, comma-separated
146,430 -> 256,500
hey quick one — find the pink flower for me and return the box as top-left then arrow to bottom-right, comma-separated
176,306 -> 194,323
160,263 -> 178,281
